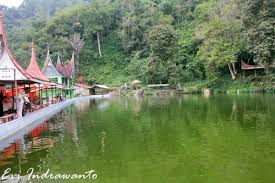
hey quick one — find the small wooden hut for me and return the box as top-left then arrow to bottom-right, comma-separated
241,61 -> 265,78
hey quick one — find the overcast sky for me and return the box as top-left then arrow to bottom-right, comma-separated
0,0 -> 23,8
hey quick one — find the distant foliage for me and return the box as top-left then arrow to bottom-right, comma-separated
2,0 -> 274,85
243,0 -> 275,73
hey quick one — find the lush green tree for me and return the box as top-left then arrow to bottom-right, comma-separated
80,1 -> 114,58
119,0 -> 172,57
2,0 -> 274,86
148,24 -> 178,61
196,0 -> 244,80
243,0 -> 275,73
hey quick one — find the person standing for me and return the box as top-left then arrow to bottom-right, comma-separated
16,91 -> 25,118
23,87 -> 31,114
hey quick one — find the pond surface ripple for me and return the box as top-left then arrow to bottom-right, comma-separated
0,95 -> 275,183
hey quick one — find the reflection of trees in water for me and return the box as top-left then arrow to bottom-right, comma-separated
180,95 -> 274,129
231,95 -> 274,128
130,96 -> 143,113
231,99 -> 238,121
97,100 -> 110,111
0,95 -> 274,181
101,131 -> 106,157
61,107 -> 78,145
147,96 -> 172,107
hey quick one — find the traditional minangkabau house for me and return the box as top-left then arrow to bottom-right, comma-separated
42,49 -> 63,84
26,43 -> 50,84
56,52 -> 74,86
0,14 -> 47,120
42,49 -> 70,99
0,15 -> 32,85
26,43 -> 52,106
55,52 -> 75,98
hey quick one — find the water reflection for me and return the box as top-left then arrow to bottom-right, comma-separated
0,120 -> 61,176
0,100 -> 95,177
75,100 -> 91,112
0,95 -> 274,183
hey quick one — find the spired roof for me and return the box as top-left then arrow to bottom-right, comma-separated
26,43 -> 50,83
42,49 -> 63,78
0,14 -> 31,81
55,52 -> 75,78
55,54 -> 63,75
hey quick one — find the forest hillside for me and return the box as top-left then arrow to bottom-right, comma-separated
1,0 -> 274,90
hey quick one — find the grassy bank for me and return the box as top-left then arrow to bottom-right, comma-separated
182,75 -> 275,94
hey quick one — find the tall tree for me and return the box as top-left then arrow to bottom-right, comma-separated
65,33 -> 85,74
119,0 -> 172,57
147,24 -> 178,84
196,0 -> 244,80
243,0 -> 275,74
81,1 -> 114,58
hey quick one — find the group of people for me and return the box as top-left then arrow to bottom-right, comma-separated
0,87 -> 31,118
0,87 -> 66,119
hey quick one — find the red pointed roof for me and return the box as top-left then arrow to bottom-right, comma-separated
0,14 -> 31,80
26,43 -> 50,82
55,52 -> 75,78
56,54 -> 63,74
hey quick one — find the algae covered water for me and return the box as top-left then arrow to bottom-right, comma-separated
0,95 -> 275,183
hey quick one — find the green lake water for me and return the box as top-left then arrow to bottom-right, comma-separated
0,95 -> 275,183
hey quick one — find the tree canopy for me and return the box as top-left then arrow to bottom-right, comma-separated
1,0 -> 274,85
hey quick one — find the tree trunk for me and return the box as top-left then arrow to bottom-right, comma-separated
228,63 -> 236,80
232,63 -> 237,75
97,31 -> 102,58
75,52 -> 79,75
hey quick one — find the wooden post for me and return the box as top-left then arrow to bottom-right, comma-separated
51,86 -> 53,104
14,81 -> 18,96
54,86 -> 56,102
12,83 -> 14,110
13,69 -> 17,111
14,69 -> 18,96
38,84 -> 41,107
46,87 -> 49,106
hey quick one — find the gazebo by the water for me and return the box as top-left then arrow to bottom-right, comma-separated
131,80 -> 141,90
241,61 -> 265,78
